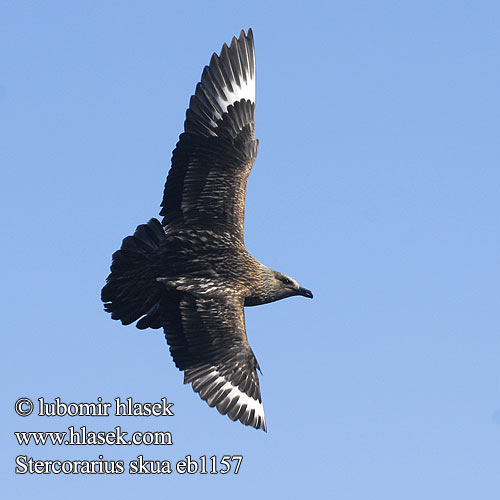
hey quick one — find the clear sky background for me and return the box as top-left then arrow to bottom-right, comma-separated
2,1 -> 499,499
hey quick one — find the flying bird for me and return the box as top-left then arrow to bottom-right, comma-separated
102,29 -> 312,431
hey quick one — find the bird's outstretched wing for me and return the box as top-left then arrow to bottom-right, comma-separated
162,293 -> 266,431
160,29 -> 257,243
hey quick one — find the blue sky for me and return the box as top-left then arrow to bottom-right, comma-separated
2,1 -> 499,498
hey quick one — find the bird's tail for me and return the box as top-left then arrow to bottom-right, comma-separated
101,218 -> 167,330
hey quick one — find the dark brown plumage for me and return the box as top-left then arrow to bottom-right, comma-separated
102,29 -> 312,431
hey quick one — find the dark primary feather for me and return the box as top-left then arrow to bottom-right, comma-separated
184,28 -> 255,138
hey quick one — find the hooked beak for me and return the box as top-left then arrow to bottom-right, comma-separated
297,287 -> 313,299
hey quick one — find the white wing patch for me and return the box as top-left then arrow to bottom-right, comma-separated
213,372 -> 265,420
214,68 -> 255,115
191,365 -> 266,431
187,29 -> 256,137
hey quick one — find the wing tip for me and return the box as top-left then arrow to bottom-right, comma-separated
184,28 -> 256,137
185,365 -> 266,431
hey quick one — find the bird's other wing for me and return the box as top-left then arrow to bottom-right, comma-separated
162,292 -> 266,431
160,29 -> 258,243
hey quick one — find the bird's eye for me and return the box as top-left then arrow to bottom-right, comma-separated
282,278 -> 292,285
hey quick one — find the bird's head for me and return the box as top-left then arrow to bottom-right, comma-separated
270,271 -> 313,301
